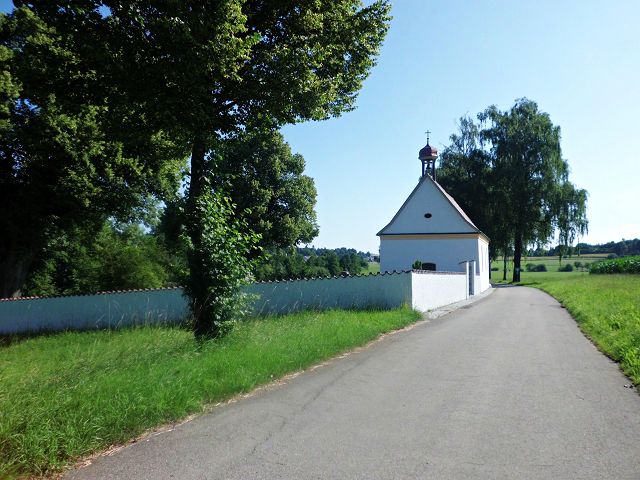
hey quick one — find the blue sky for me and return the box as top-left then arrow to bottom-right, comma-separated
280,0 -> 640,252
3,1 -> 638,253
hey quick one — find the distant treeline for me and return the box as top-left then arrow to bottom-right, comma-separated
526,238 -> 640,258
20,220 -> 377,297
254,247 -> 375,281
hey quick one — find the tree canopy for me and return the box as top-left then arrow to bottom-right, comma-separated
1,1 -> 391,337
0,7 -> 186,297
211,129 -> 318,251
438,99 -> 588,282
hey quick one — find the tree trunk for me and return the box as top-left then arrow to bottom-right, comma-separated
184,135 -> 215,338
502,254 -> 508,281
513,232 -> 523,283
0,244 -> 33,298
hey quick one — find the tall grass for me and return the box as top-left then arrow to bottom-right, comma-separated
518,273 -> 640,386
0,308 -> 420,478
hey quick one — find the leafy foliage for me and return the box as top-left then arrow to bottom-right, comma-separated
2,1 -> 391,338
159,129 -> 319,257
25,224 -> 156,296
0,7 -> 186,297
589,256 -> 640,274
558,263 -> 574,272
23,221 -> 177,297
254,247 -> 368,281
212,129 -> 318,250
439,99 -> 588,282
438,116 -> 507,258
574,238 -> 640,257
182,188 -> 261,338
525,263 -> 547,272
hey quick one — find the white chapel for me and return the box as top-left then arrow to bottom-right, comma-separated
377,139 -> 491,294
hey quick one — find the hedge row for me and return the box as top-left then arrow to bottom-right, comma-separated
589,256 -> 640,274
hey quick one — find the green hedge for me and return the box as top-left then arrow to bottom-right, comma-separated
589,256 -> 640,274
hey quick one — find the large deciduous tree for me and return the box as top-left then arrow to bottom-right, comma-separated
0,7 -> 186,298
439,99 -> 588,283
7,1 -> 390,336
102,0 -> 390,336
480,99 -> 588,282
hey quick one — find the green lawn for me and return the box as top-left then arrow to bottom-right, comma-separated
0,308 -> 420,478
503,271 -> 640,389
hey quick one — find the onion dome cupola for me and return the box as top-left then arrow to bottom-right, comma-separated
418,130 -> 438,180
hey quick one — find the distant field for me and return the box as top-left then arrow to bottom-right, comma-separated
491,253 -> 610,276
366,261 -> 380,274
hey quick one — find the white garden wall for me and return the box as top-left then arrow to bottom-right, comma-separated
411,271 -> 467,312
248,273 -> 412,315
0,288 -> 187,335
0,271 -> 478,335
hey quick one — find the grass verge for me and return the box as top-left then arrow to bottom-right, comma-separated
0,307 -> 420,478
514,272 -> 640,387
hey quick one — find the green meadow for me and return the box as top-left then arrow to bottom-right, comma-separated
491,254 -> 609,276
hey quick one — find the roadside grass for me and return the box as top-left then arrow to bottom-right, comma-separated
0,308 -> 420,479
507,272 -> 640,387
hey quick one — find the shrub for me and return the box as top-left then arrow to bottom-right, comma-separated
182,189 -> 261,338
491,266 -> 499,271
590,256 -> 640,274
558,263 -> 574,272
607,253 -> 618,259
526,263 -> 547,272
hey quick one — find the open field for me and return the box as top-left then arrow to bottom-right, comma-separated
505,272 -> 640,389
491,253 -> 610,276
0,308 -> 420,478
366,261 -> 380,274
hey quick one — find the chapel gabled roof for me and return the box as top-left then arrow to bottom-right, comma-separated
377,174 -> 482,236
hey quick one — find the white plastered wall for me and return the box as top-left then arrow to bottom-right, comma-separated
475,238 -> 491,294
380,177 -> 474,234
410,272 -> 467,312
380,237 -> 477,273
246,273 -> 412,316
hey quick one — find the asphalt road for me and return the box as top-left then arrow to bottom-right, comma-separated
66,286 -> 640,479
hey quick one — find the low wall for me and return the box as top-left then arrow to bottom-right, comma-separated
0,271 -> 473,335
411,271 -> 467,312
0,289 -> 187,335
248,273 -> 412,315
